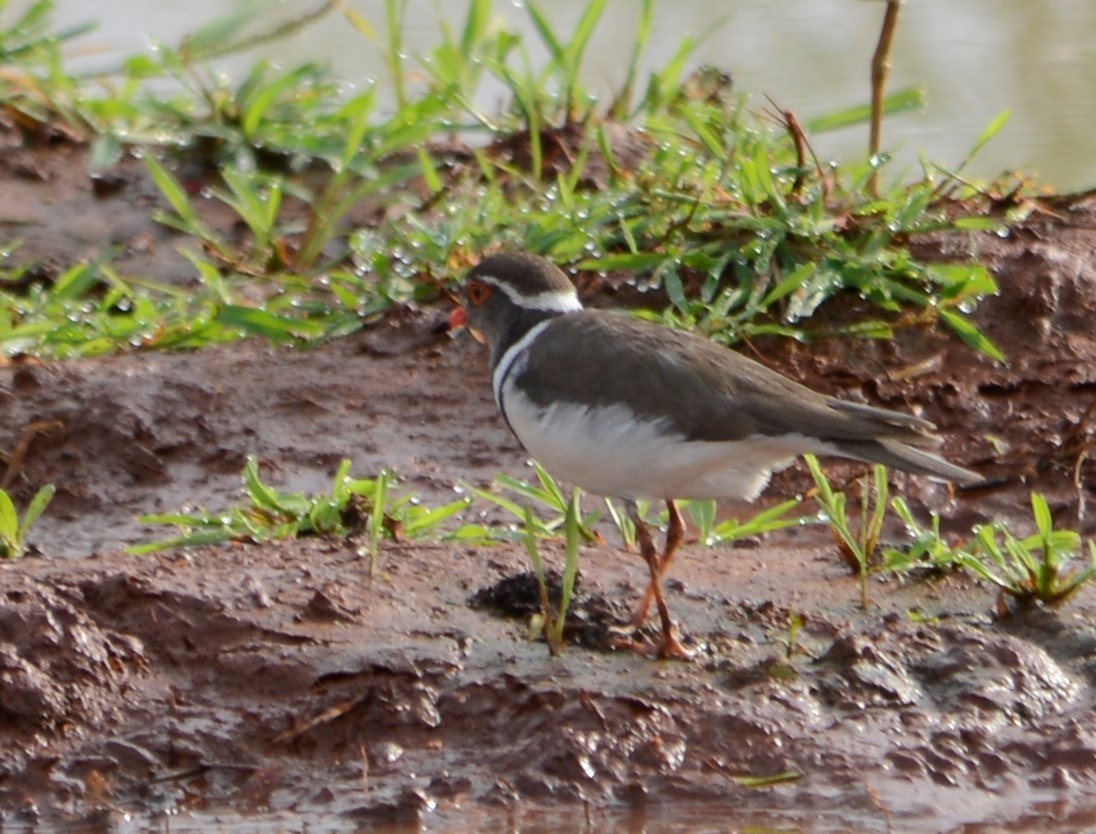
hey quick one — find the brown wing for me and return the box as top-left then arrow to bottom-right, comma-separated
518,311 -> 934,445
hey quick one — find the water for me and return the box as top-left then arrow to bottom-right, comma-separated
49,0 -> 1096,191
16,801 -> 1093,834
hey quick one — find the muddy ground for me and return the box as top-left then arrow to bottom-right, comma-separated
2,126 -> 1096,831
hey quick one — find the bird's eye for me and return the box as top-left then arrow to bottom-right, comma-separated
467,280 -> 492,306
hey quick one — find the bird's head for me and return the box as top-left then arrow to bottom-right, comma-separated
449,252 -> 582,358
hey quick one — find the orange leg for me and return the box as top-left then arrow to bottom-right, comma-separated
626,499 -> 690,659
629,499 -> 686,628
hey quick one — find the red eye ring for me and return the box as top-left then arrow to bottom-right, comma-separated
467,280 -> 491,306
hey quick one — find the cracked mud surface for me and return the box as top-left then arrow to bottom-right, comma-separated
2,131 -> 1096,831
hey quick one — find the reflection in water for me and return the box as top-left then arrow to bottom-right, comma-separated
20,804 -> 850,834
51,0 -> 1096,190
24,799 -> 1096,834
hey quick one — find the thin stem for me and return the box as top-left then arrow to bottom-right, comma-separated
869,0 -> 902,197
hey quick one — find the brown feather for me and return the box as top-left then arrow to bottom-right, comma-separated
517,312 -> 927,444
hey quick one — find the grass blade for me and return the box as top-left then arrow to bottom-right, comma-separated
807,87 -> 924,133
17,484 -> 55,542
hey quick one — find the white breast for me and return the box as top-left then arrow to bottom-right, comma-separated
500,383 -> 835,502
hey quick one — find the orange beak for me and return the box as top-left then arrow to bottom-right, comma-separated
446,305 -> 486,343
448,306 -> 468,330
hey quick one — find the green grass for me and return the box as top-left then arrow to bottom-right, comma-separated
1,0 -> 1019,361
469,461 -> 604,543
127,455 -> 808,653
0,483 -> 54,558
678,496 -> 807,547
806,455 -> 889,609
130,457 -> 472,576
956,494 -> 1096,607
523,494 -> 582,656
882,497 -> 969,574
808,462 -> 1096,609
127,451 -> 1096,620
476,462 -> 808,554
604,495 -> 806,552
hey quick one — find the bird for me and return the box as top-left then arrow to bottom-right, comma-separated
448,251 -> 981,658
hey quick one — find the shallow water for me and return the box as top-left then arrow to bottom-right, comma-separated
19,800 -> 1096,834
51,0 -> 1096,191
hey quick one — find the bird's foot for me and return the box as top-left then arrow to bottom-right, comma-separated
608,628 -> 693,661
655,632 -> 693,660
608,632 -> 651,655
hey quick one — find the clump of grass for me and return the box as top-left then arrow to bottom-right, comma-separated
468,461 -> 603,543
602,495 -> 647,551
130,457 -> 471,576
0,249 -> 248,358
1,0 -> 1021,363
805,455 -> 888,609
882,497 -> 969,573
479,464 -> 806,553
463,462 -> 590,653
418,0 -> 1012,358
811,465 -> 1096,609
678,496 -> 807,547
956,493 -> 1096,608
0,239 -> 428,358
85,5 -> 364,168
0,484 -> 55,559
603,495 -> 806,555
523,494 -> 583,656
0,0 -> 94,131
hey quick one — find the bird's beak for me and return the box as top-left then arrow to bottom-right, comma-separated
447,306 -> 467,330
445,306 -> 486,343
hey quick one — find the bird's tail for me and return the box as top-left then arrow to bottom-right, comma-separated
829,438 -> 982,485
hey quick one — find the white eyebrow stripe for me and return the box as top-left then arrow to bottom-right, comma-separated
478,274 -> 583,313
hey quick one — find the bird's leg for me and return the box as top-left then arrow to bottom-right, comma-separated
625,499 -> 690,659
664,497 -> 686,571
629,499 -> 686,629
